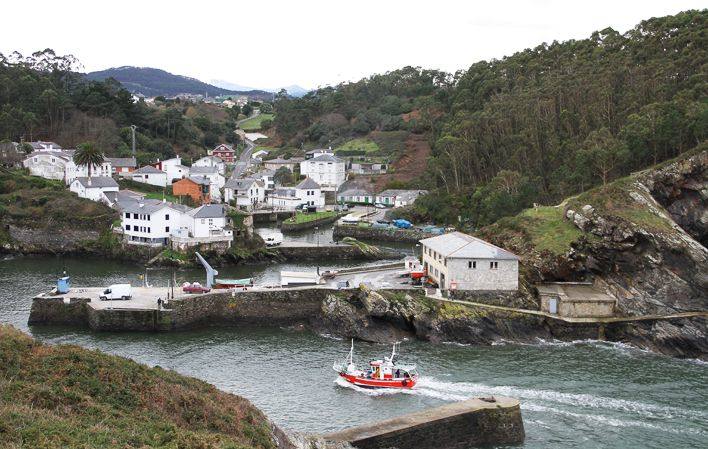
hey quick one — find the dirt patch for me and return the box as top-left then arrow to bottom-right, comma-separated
374,133 -> 431,190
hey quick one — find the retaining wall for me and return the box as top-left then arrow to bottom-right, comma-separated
281,214 -> 342,232
323,396 -> 524,449
333,225 -> 435,243
275,245 -> 402,261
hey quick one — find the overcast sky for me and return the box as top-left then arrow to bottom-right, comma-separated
2,0 -> 704,90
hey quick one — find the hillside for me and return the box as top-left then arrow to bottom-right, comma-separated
272,9 -> 707,226
0,325 -> 286,449
477,149 -> 707,357
86,66 -> 272,99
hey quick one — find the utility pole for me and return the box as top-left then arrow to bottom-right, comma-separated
130,125 -> 137,156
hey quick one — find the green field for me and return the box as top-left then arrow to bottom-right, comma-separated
283,210 -> 337,224
239,113 -> 275,131
335,138 -> 380,154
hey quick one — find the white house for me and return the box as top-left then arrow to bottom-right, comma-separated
118,199 -> 191,246
154,156 -> 187,183
69,177 -> 119,202
420,232 -> 519,291
224,177 -> 265,210
186,204 -> 229,238
76,159 -> 112,178
264,157 -> 303,172
267,188 -> 302,210
376,189 -> 428,207
300,154 -> 345,191
129,166 -> 168,187
23,151 -> 74,183
193,155 -> 226,175
337,188 -> 373,204
252,149 -> 269,160
253,169 -> 276,190
294,177 -> 324,207
189,166 -> 225,189
106,157 -> 137,175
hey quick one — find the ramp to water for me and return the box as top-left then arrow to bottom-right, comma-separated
323,396 -> 524,449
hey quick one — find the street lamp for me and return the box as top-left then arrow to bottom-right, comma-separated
315,226 -> 319,248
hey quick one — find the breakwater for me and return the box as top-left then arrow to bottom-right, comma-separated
323,396 -> 524,448
333,224 -> 436,243
275,243 -> 402,261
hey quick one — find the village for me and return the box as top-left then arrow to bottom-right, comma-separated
10,125 -> 629,323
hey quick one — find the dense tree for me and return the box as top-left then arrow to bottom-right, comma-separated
73,142 -> 104,177
273,166 -> 293,186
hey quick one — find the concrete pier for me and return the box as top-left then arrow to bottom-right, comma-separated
323,396 -> 524,448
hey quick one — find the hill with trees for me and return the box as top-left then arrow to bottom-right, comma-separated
0,50 -> 243,164
273,9 -> 707,227
86,66 -> 273,100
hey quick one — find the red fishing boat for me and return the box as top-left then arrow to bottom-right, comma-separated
334,341 -> 418,389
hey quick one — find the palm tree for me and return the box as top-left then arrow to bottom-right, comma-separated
73,142 -> 104,178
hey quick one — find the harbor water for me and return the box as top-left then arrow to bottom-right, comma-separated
1,255 -> 706,448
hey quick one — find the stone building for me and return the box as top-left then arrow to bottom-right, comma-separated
537,283 -> 616,318
420,232 -> 519,291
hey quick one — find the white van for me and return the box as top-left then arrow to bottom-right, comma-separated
99,284 -> 132,301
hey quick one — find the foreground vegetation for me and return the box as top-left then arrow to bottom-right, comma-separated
0,325 -> 277,449
239,113 -> 275,131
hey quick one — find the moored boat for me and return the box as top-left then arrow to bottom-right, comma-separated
213,278 -> 253,289
334,341 -> 418,389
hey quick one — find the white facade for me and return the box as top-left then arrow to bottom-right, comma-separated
120,200 -> 191,246
376,190 -> 428,208
300,154 -> 345,191
294,178 -> 324,207
69,177 -> 119,202
420,232 -> 519,291
129,167 -> 168,187
337,189 -> 373,204
267,189 -> 302,210
224,178 -> 265,210
193,156 -> 226,175
156,157 -> 187,183
23,152 -> 72,183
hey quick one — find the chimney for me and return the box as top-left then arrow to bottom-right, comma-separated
87,177 -> 92,186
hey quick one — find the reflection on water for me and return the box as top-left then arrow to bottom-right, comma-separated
1,256 -> 706,448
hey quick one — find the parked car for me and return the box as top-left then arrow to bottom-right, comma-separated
263,232 -> 284,247
182,282 -> 210,294
374,203 -> 387,209
99,283 -> 132,301
376,219 -> 392,225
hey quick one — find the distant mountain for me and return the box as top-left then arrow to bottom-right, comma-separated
212,79 -> 310,97
86,67 -> 272,100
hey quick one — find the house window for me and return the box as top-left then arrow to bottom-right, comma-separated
125,212 -> 129,218
165,214 -> 169,220
125,225 -> 131,231
201,219 -> 205,224
147,215 -> 151,221
468,261 -> 477,269
165,226 -> 169,232
490,261 -> 498,269
148,227 -> 151,233
133,213 -> 138,219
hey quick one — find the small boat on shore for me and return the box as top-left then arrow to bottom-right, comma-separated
213,278 -> 253,289
334,341 -> 418,389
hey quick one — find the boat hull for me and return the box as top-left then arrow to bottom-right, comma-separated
338,372 -> 417,389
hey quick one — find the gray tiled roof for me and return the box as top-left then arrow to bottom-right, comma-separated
295,177 -> 321,190
420,232 -> 519,260
132,165 -> 165,175
29,141 -> 62,150
117,198 -> 191,215
225,177 -> 257,190
338,188 -> 371,197
74,177 -> 119,188
189,204 -> 226,218
187,176 -> 211,185
189,166 -> 218,175
308,154 -> 342,163
106,157 -> 136,167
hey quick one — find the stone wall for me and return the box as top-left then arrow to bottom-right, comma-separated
275,245 -> 402,261
323,396 -> 524,449
28,296 -> 90,326
281,214 -> 342,232
333,225 -> 435,243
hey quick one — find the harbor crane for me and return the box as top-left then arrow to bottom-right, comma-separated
195,252 -> 218,289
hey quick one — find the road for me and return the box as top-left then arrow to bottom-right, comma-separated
230,138 -> 255,179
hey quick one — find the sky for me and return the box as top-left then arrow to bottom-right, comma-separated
1,0 -> 705,90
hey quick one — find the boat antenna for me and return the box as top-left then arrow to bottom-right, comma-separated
390,341 -> 399,363
349,339 -> 354,365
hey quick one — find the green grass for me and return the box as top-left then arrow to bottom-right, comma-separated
0,169 -> 117,231
0,325 -> 276,449
517,207 -> 583,255
335,138 -> 380,155
567,177 -> 674,233
144,191 -> 180,203
283,210 -> 337,224
369,130 -> 409,154
239,113 -> 275,131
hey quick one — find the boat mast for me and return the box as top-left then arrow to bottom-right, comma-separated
349,339 -> 354,365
